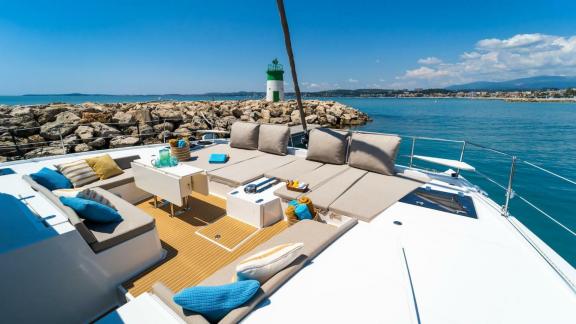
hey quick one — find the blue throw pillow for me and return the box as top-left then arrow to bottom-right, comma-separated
59,196 -> 122,223
173,280 -> 260,322
30,167 -> 72,191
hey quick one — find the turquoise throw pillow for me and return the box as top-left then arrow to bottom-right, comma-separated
173,280 -> 260,322
59,196 -> 122,223
30,167 -> 72,191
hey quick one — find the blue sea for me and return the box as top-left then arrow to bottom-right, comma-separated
2,95 -> 575,267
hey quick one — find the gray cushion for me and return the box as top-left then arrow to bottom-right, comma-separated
208,153 -> 296,187
348,132 -> 401,175
306,167 -> 368,210
273,164 -> 349,201
329,172 -> 425,222
229,122 -> 259,150
184,143 -> 265,172
258,124 -> 290,155
81,169 -> 134,190
264,158 -> 323,181
306,128 -> 349,165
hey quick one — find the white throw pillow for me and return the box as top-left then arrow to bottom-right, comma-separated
236,242 -> 304,283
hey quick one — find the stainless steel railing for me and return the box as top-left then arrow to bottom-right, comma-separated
402,135 -> 576,240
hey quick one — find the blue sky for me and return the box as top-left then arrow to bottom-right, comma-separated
0,0 -> 575,94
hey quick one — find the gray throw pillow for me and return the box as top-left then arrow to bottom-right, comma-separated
348,132 -> 401,175
258,124 -> 290,155
230,122 -> 260,150
306,128 -> 349,164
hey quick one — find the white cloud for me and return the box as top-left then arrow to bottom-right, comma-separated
417,57 -> 443,65
348,78 -> 359,83
396,33 -> 576,88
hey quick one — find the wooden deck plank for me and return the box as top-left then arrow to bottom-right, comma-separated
124,192 -> 288,296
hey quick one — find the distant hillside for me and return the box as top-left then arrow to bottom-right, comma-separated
446,76 -> 576,91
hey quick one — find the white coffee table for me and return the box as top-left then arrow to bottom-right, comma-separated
226,177 -> 284,228
131,159 -> 204,216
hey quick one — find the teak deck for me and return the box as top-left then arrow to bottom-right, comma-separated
123,192 -> 288,296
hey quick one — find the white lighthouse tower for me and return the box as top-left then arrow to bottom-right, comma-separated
266,59 -> 284,102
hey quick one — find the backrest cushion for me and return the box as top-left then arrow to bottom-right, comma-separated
78,188 -> 115,209
236,242 -> 304,283
85,154 -> 124,180
114,155 -> 141,170
55,160 -> 99,188
230,122 -> 259,150
348,132 -> 401,175
258,124 -> 290,155
29,167 -> 72,191
306,128 -> 349,164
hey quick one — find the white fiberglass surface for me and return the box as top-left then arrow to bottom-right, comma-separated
246,180 -> 576,324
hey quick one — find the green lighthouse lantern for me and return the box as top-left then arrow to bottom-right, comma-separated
266,59 -> 285,102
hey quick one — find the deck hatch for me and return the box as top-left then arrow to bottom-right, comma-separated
400,187 -> 477,218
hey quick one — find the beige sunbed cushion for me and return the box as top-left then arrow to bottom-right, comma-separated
348,132 -> 401,175
258,124 -> 290,155
264,158 -> 323,181
273,164 -> 349,201
208,153 -> 296,186
329,172 -> 426,222
230,122 -> 259,150
306,128 -> 349,165
184,143 -> 264,172
306,167 -> 368,210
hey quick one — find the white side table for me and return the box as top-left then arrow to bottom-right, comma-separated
226,178 -> 284,228
131,159 -> 204,216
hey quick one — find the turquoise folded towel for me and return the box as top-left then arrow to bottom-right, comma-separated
288,200 -> 299,207
209,153 -> 228,164
295,203 -> 313,220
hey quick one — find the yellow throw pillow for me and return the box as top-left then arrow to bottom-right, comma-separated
85,154 -> 123,180
236,242 -> 304,283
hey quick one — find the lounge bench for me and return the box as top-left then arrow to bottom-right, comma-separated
150,219 -> 356,324
23,154 -> 157,253
305,167 -> 368,210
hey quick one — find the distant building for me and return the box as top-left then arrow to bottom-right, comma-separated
266,59 -> 284,102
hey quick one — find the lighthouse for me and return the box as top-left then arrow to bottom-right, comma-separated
266,59 -> 284,102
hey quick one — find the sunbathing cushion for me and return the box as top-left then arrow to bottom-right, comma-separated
184,144 -> 264,172
329,172 -> 425,222
230,122 -> 259,150
306,128 -> 349,164
258,124 -> 290,155
264,159 -> 323,181
55,160 -> 99,188
273,164 -> 349,201
173,280 -> 260,322
306,167 -> 367,210
236,243 -> 304,283
30,167 -> 72,191
59,196 -> 122,223
209,154 -> 295,187
85,154 -> 124,180
348,132 -> 401,175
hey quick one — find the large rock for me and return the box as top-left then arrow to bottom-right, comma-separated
74,143 -> 91,153
34,106 -> 69,124
153,122 -> 174,133
110,136 -> 140,148
91,122 -> 121,138
40,111 -> 81,140
88,137 -> 106,149
75,125 -> 95,143
24,146 -> 66,159
112,111 -> 135,125
1,116 -> 39,137
290,110 -> 301,123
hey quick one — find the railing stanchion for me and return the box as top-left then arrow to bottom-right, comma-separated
135,122 -> 141,145
409,137 -> 416,168
502,156 -> 517,216
9,129 -> 24,159
456,141 -> 467,175
58,126 -> 65,151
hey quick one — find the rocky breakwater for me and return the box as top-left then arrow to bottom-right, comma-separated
0,99 -> 370,161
